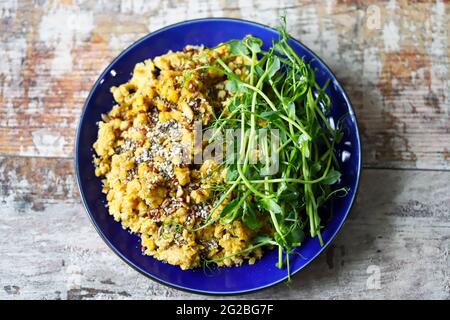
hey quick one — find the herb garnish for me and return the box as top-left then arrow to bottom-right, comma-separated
199,17 -> 348,279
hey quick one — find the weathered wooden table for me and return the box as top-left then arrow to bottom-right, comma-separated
1,0 -> 449,300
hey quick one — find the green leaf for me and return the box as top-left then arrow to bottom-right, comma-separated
322,170 -> 341,185
259,110 -> 279,121
317,194 -> 326,207
274,232 -> 286,247
286,224 -> 305,246
225,78 -> 247,93
229,40 -> 249,56
243,36 -> 263,54
311,162 -> 322,175
268,56 -> 281,78
220,199 -> 239,218
287,101 -> 295,117
279,190 -> 300,202
298,134 -> 310,158
227,97 -> 240,112
226,166 -> 238,181
222,210 -> 240,224
242,202 -> 263,230
255,65 -> 264,77
278,183 -> 300,202
248,38 -> 262,53
298,133 -> 309,144
333,130 -> 344,144
273,42 -> 285,55
260,198 -> 282,214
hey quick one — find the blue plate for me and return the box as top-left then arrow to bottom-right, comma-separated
75,18 -> 361,295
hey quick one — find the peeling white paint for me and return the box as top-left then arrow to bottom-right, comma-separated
363,47 -> 382,83
50,41 -> 74,77
0,36 -> 27,130
38,5 -> 94,44
38,4 -> 94,77
147,0 -> 224,32
108,33 -> 138,53
428,0 -> 449,115
0,36 -> 27,86
295,5 -> 320,49
325,0 -> 335,15
0,165 -> 30,193
0,0 -> 18,19
237,0 -> 278,26
319,11 -> 340,67
120,0 -> 159,14
382,21 -> 400,52
31,129 -> 66,157
66,264 -> 82,290
0,102 -> 18,127
386,0 -> 398,11
362,45 -> 383,119
429,0 -> 446,64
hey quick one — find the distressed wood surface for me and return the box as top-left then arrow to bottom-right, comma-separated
1,0 -> 449,169
0,0 -> 449,300
1,157 -> 449,299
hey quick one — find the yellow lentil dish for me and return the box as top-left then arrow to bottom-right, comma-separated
93,45 -> 267,270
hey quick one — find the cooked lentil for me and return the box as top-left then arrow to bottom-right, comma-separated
93,44 -> 267,270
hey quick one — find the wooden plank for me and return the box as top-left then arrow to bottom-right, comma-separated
1,156 -> 448,299
0,156 -> 79,208
0,0 -> 449,169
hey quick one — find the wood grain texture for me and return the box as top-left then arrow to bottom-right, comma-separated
0,0 -> 449,169
0,156 -> 449,299
1,0 -> 449,300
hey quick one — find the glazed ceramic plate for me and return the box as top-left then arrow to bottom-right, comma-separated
75,18 -> 361,295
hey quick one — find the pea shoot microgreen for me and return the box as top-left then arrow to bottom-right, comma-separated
199,17 -> 349,280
